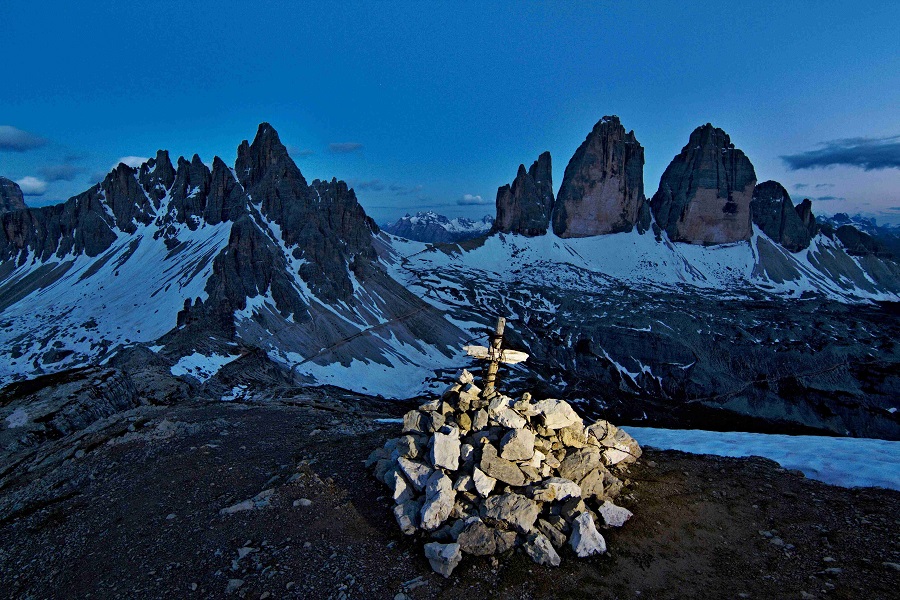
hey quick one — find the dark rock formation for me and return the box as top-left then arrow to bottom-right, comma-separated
494,152 -> 554,236
650,124 -> 757,245
795,199 -> 818,239
139,150 -> 177,207
167,155 -> 211,228
0,178 -> 26,214
750,181 -> 811,251
552,116 -> 648,237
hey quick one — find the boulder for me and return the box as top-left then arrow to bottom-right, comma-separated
430,426 -> 461,471
393,499 -> 422,535
481,492 -> 540,533
570,512 -> 607,557
494,152 -> 555,237
397,457 -> 433,492
537,518 -> 568,548
424,542 -> 462,578
472,467 -> 497,497
531,477 -> 582,503
650,123 -> 757,245
420,471 -> 456,531
456,517 -> 498,556
534,399 -> 581,429
553,115 -> 649,237
479,443 -> 526,487
558,448 -> 604,482
499,428 -> 535,461
389,470 -> 414,504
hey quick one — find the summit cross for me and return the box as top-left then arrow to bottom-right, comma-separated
463,317 -> 528,399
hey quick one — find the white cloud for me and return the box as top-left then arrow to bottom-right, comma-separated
113,156 -> 149,169
458,193 -> 490,205
0,126 -> 47,152
15,176 -> 48,196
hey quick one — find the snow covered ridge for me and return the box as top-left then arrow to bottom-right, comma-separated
625,427 -> 900,491
383,212 -> 494,243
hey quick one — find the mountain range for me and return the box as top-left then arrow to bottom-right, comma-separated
1,118 -> 898,441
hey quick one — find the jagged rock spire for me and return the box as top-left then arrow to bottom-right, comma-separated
751,180 -> 811,251
494,152 -> 554,236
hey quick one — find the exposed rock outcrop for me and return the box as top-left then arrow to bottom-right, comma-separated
795,198 -> 818,239
552,116 -> 648,237
494,152 -> 554,236
650,124 -> 757,244
751,180 -> 811,251
0,177 -> 26,214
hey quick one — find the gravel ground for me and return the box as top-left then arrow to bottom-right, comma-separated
0,396 -> 897,599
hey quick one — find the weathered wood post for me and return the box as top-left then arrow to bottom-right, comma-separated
482,317 -> 506,399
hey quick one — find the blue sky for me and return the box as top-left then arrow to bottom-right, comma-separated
1,1 -> 898,224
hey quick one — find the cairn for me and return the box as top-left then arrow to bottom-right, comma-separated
367,319 -> 642,577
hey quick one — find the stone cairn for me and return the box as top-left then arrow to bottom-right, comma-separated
366,318 -> 642,577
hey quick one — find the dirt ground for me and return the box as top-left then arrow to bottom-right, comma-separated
0,395 -> 898,599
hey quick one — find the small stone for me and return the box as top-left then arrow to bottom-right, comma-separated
402,410 -> 428,434
389,471 -> 413,504
570,512 -> 606,557
393,499 -> 422,535
499,428 -> 536,461
457,517 -> 497,555
260,593 -> 271,600
597,500 -> 633,527
419,399 -> 442,412
883,562 -> 900,572
424,542 -> 462,578
458,383 -> 482,406
531,477 -> 582,503
293,498 -> 312,507
430,426 -> 461,471
491,407 -> 527,429
559,448 -> 604,482
457,413 -> 472,431
472,409 -> 489,431
457,369 -> 475,384
191,583 -> 198,591
537,519 -> 568,548
558,423 -> 589,448
286,582 -> 296,590
225,579 -> 244,594
472,467 -> 497,497
525,533 -> 561,567
460,443 -> 475,463
166,513 -> 176,520
453,474 -> 475,493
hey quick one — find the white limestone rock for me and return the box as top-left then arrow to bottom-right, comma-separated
389,470 -> 414,504
393,499 -> 422,535
534,399 -> 582,430
531,477 -> 582,503
420,471 -> 456,531
424,542 -> 462,578
598,500 -> 634,527
472,467 -> 497,498
499,427 -> 535,461
570,512 -> 607,557
430,426 -> 461,471
481,492 -> 540,534
525,533 -> 561,567
397,457 -> 433,492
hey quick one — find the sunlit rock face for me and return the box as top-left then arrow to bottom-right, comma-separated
650,124 -> 756,245
552,116 -> 648,238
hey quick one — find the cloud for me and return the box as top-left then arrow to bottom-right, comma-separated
781,135 -> 900,171
38,163 -> 83,182
329,142 -> 363,154
0,126 -> 47,152
793,183 -> 809,190
113,156 -> 149,169
887,206 -> 900,212
815,183 -> 835,189
814,195 -> 846,202
392,184 -> 424,196
458,194 -> 490,206
351,179 -> 386,191
15,176 -> 48,196
286,145 -> 314,158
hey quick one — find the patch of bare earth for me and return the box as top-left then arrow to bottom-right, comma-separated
0,398 -> 897,599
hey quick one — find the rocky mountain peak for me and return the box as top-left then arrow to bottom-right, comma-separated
139,150 -> 177,206
794,198 -> 818,239
650,123 -> 756,244
494,151 -> 554,237
750,180 -> 811,252
0,177 -> 27,214
235,122 -> 294,191
552,115 -> 648,238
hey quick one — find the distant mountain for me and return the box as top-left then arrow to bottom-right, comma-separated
0,124 -> 466,395
816,213 -> 900,258
382,211 -> 493,243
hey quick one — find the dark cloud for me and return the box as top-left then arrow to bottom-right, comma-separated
793,183 -> 809,190
393,184 -> 424,196
350,179 -> 386,191
781,135 -> 900,171
0,126 -> 47,152
814,195 -> 846,202
38,163 -> 83,182
286,145 -> 314,158
887,206 -> 900,212
458,194 -> 490,206
815,183 -> 835,189
329,142 -> 363,154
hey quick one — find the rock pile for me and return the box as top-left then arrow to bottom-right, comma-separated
367,369 -> 642,577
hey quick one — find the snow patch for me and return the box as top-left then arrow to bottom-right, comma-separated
170,352 -> 240,383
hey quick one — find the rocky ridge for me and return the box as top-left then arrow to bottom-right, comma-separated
368,369 -> 640,577
494,152 -> 554,237
383,212 -> 493,244
553,116 -> 649,237
0,178 -> 26,214
751,180 -> 812,252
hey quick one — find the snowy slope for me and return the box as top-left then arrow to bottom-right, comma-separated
625,427 -> 900,490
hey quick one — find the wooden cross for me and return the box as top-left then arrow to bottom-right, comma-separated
463,317 -> 528,399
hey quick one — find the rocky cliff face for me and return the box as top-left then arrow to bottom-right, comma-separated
0,178 -> 27,214
795,199 -> 818,239
494,152 -> 554,236
750,181 -> 811,251
552,116 -> 648,237
650,124 -> 756,245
